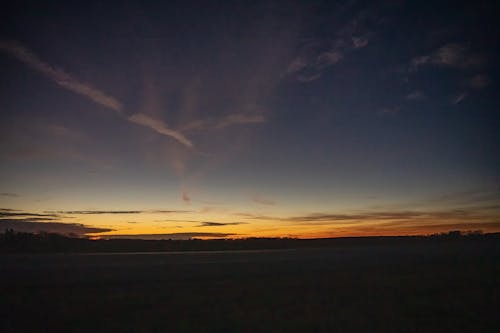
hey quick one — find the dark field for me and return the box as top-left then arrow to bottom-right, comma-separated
1,239 -> 499,332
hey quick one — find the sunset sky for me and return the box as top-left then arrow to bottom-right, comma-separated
1,0 -> 499,239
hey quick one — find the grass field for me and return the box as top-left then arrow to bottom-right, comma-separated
1,240 -> 499,332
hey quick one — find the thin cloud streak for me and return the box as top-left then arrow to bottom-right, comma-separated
0,218 -> 112,236
102,232 -> 234,240
405,90 -> 425,100
215,113 -> 266,129
411,43 -> 485,70
128,113 -> 193,148
0,209 -> 59,218
452,93 -> 467,105
48,209 -> 192,215
51,210 -> 142,215
288,210 -> 462,221
352,36 -> 368,48
198,222 -> 247,227
0,40 -> 192,148
0,40 -> 123,112
232,212 -> 275,220
286,5 -> 374,83
286,57 -> 308,74
282,209 -> 499,227
316,51 -> 343,69
152,210 -> 193,214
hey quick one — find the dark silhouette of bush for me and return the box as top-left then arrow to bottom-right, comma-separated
1,229 -> 498,253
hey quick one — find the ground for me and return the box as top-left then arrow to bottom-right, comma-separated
1,240 -> 499,332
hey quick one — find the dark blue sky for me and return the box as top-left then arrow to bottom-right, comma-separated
1,0 -> 499,238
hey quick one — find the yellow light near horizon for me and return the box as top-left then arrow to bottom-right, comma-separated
73,208 -> 500,239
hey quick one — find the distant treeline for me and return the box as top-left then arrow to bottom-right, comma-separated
0,229 -> 498,253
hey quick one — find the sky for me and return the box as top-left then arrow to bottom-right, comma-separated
1,0 -> 499,239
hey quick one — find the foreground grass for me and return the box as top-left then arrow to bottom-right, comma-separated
1,241 -> 499,332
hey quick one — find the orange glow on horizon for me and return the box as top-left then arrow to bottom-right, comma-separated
87,220 -> 500,239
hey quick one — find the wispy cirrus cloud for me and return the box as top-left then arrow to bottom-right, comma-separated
286,4 -> 374,83
286,57 -> 308,75
315,51 -> 343,69
405,90 -> 425,101
181,112 -> 266,132
287,46 -> 344,82
403,42 -> 490,107
407,44 -> 489,106
297,73 -> 322,83
128,113 -> 193,148
0,40 -> 192,148
451,92 -> 467,105
352,36 -> 368,49
411,43 -> 485,70
0,40 -> 123,112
